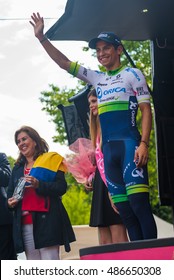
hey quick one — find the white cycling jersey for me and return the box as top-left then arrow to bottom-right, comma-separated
69,63 -> 150,143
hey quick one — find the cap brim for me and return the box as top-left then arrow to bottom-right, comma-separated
88,38 -> 101,49
89,37 -> 120,49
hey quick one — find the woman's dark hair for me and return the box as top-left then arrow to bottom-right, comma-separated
87,88 -> 97,99
15,125 -> 49,164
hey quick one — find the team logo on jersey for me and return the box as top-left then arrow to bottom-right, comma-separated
130,101 -> 138,127
115,96 -> 120,101
132,168 -> 144,178
123,162 -> 131,178
116,74 -> 121,79
106,76 -> 112,81
111,74 -> 121,82
130,101 -> 138,109
97,82 -> 108,86
137,87 -> 148,96
125,68 -> 141,81
97,86 -> 126,99
106,178 -> 118,189
101,96 -> 115,102
82,68 -> 87,77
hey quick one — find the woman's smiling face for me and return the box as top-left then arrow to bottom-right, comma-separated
88,95 -> 98,116
16,131 -> 36,158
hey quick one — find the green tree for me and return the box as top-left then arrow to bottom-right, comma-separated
62,180 -> 92,225
7,156 -> 15,168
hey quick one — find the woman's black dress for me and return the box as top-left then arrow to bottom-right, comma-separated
89,168 -> 123,227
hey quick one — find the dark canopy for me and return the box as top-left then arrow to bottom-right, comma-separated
46,0 -> 174,43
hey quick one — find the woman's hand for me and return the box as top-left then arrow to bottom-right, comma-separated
8,197 -> 18,208
84,180 -> 93,192
25,176 -> 39,189
29,12 -> 44,41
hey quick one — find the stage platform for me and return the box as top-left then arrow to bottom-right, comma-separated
80,237 -> 174,260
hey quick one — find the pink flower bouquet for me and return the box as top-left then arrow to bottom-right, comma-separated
64,138 -> 96,184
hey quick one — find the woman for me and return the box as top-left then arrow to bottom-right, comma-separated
7,126 -> 75,260
86,89 -> 128,244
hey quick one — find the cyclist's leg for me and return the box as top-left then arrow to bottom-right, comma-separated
103,141 -> 143,241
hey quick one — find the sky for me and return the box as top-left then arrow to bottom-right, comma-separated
0,0 -> 98,159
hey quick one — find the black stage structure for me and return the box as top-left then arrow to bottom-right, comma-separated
46,0 -> 174,258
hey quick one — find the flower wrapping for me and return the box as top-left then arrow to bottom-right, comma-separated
64,138 -> 96,184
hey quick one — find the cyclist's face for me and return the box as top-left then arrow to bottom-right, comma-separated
96,41 -> 121,70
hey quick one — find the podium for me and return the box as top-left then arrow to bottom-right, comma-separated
80,238 -> 174,260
